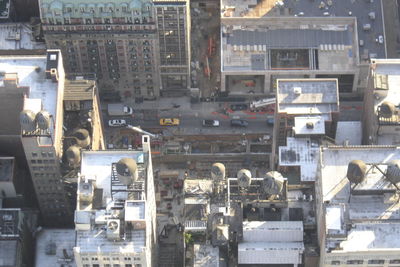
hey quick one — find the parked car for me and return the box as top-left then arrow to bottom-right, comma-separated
108,119 -> 126,127
202,119 -> 220,127
230,119 -> 249,127
160,118 -> 180,126
230,103 -> 248,111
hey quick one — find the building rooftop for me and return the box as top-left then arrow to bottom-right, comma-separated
35,229 -> 76,267
221,0 -> 385,61
335,121 -> 362,146
238,241 -> 304,265
64,78 -> 96,101
277,79 -> 339,115
294,116 -> 325,135
320,146 -> 400,252
369,59 -> 400,145
80,150 -> 144,205
243,221 -> 303,242
0,53 -> 60,143
279,137 -> 320,182
221,17 -> 358,72
0,157 -> 13,182
0,23 -> 46,51
193,244 -> 219,267
75,149 -> 150,254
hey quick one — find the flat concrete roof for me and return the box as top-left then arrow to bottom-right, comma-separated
277,79 -> 339,115
0,54 -> 59,144
0,23 -> 46,50
221,0 -> 385,60
279,137 -> 320,182
335,121 -> 362,146
369,59 -> 400,145
222,17 -> 357,72
35,229 -> 76,267
320,146 -> 400,252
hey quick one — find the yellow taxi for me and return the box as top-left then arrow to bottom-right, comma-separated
159,118 -> 180,126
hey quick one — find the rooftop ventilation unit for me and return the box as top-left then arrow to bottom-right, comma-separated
263,171 -> 284,195
306,122 -> 314,129
106,219 -> 120,241
211,163 -> 226,181
294,87 -> 302,95
36,110 -> 51,130
346,160 -> 367,184
73,128 -> 91,148
116,158 -> 138,186
379,101 -> 396,118
387,160 -> 400,185
20,110 -> 37,132
66,145 -> 81,166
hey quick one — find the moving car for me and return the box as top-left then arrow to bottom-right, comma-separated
160,118 -> 180,126
230,103 -> 248,111
202,119 -> 220,127
230,119 -> 249,127
108,119 -> 126,127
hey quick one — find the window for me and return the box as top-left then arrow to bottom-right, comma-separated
92,265 -> 100,267
347,260 -> 363,264
331,261 -> 340,265
32,153 -> 38,157
48,152 -> 54,157
31,160 -> 37,164
83,265 -> 90,267
41,152 -> 47,157
368,260 -> 385,264
390,260 -> 400,264
91,257 -> 98,261
125,265 -> 132,267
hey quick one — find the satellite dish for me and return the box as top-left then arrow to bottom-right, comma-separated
66,145 -> 81,166
263,171 -> 284,195
73,128 -> 91,148
237,169 -> 252,188
347,160 -> 367,184
211,163 -> 225,180
387,160 -> 400,185
116,158 -> 138,186
36,110 -> 51,130
380,101 -> 396,118
20,110 -> 37,132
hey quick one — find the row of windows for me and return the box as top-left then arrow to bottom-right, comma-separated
31,159 -> 55,164
332,259 -> 400,265
32,152 -> 54,158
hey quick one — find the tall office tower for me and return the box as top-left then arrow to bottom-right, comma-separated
39,0 -> 190,99
0,50 -> 73,226
73,136 -> 157,267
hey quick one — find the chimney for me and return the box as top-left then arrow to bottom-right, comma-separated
3,73 -> 19,87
